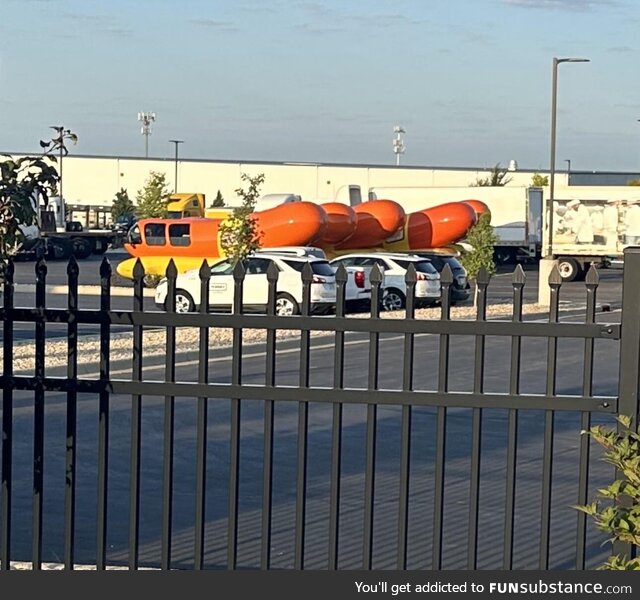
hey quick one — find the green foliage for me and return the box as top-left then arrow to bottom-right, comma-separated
627,179 -> 640,186
111,188 -> 135,219
574,415 -> 640,570
211,190 -> 225,207
135,172 -> 171,219
460,213 -> 499,280
0,151 -> 60,260
218,173 -> 265,262
531,172 -> 549,187
471,163 -> 513,187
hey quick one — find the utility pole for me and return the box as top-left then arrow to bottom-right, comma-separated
138,112 -> 156,158
169,140 -> 184,192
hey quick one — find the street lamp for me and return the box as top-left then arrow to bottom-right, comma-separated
393,125 -> 406,166
546,57 -> 589,258
169,140 -> 184,192
138,111 -> 156,158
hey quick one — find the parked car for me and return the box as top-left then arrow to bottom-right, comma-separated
413,252 -> 471,304
155,253 -> 336,315
255,246 -> 327,259
329,252 -> 440,311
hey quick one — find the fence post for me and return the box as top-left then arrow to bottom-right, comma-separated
613,247 -> 640,560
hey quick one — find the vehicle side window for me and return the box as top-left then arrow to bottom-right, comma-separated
128,224 -> 142,244
168,223 -> 191,246
144,223 -> 166,246
210,259 -> 235,275
335,257 -> 356,267
282,259 -> 304,272
245,258 -> 273,274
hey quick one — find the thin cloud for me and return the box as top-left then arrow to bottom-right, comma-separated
502,0 -> 618,9
608,45 -> 634,53
189,18 -> 239,33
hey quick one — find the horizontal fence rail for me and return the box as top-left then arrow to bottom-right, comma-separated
1,251 -> 638,571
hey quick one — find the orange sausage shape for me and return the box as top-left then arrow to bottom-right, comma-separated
335,200 -> 406,249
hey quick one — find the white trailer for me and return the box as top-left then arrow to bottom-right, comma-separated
544,186 -> 640,281
365,185 -> 543,264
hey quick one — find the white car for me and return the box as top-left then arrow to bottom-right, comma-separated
155,253 -> 337,315
330,252 -> 441,311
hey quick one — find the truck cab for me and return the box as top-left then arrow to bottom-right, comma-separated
166,193 -> 205,218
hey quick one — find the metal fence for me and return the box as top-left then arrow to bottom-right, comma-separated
1,249 -> 639,570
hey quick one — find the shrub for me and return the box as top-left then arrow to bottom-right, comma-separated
575,415 -> 640,570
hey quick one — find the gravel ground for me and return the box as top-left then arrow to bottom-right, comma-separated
2,303 -> 550,373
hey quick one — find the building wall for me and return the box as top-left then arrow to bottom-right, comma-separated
18,154 -> 544,208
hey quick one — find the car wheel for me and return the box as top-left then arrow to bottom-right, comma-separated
167,289 -> 195,313
275,293 -> 299,316
382,289 -> 406,311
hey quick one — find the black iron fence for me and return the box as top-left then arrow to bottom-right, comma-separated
0,249 -> 639,570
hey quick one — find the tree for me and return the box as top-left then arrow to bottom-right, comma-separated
135,171 -> 171,219
531,172 -> 549,187
1,134 -> 62,260
111,188 -> 135,219
211,190 -> 225,207
218,173 -> 265,262
627,178 -> 640,186
471,163 -> 513,187
459,212 -> 499,305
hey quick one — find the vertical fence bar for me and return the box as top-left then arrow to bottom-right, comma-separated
539,266 -> 561,569
32,255 -> 47,569
294,263 -> 313,569
1,260 -> 15,570
432,264 -> 452,570
397,266 -> 416,569
575,266 -> 598,569
161,260 -> 177,570
96,258 -> 111,570
64,257 -> 79,569
129,259 -> 145,569
504,265 -> 525,569
363,265 -> 382,569
227,261 -> 244,570
468,267 -> 489,569
614,247 -> 640,561
194,261 -> 210,570
328,264 -> 347,570
261,262 -> 279,570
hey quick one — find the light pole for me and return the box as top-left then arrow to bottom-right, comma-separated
169,140 -> 184,192
546,57 -> 589,258
565,159 -> 571,174
138,112 -> 156,158
393,125 -> 406,166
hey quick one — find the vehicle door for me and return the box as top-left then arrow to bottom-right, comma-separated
208,259 -> 235,310
242,257 -> 272,310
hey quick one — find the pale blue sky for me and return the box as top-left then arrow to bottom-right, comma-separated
2,0 -> 639,170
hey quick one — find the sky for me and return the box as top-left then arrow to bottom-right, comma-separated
1,0 -> 639,171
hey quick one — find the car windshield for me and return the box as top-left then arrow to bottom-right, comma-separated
394,259 -> 438,275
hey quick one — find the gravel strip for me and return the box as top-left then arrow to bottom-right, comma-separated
1,303 -> 550,373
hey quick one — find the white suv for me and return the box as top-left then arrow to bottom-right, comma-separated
330,252 -> 441,311
155,253 -> 337,315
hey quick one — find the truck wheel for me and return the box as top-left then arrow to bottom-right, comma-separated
72,238 -> 93,259
494,248 -> 515,265
46,238 -> 73,260
557,258 -> 582,282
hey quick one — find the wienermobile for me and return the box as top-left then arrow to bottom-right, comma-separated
115,197 -> 490,279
